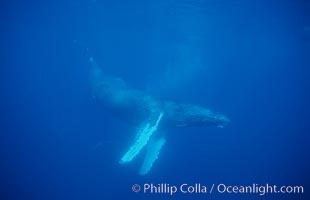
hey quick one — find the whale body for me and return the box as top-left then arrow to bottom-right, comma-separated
89,57 -> 229,175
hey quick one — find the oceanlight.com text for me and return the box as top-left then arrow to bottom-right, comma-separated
131,183 -> 304,196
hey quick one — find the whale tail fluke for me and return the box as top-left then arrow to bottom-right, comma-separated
119,112 -> 164,175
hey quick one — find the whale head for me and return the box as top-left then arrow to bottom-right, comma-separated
204,112 -> 230,128
187,106 -> 230,128
163,102 -> 229,128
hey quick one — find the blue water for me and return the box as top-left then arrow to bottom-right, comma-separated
1,0 -> 309,199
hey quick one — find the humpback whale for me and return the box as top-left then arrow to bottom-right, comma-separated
89,56 -> 229,175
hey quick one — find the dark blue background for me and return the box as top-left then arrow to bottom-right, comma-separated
1,0 -> 309,199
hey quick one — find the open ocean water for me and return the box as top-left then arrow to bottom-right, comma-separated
1,0 -> 310,199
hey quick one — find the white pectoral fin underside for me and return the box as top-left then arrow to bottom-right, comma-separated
139,136 -> 166,175
119,112 -> 165,175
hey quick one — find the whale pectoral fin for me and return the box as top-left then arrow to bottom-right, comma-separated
139,136 -> 166,176
119,112 -> 164,164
